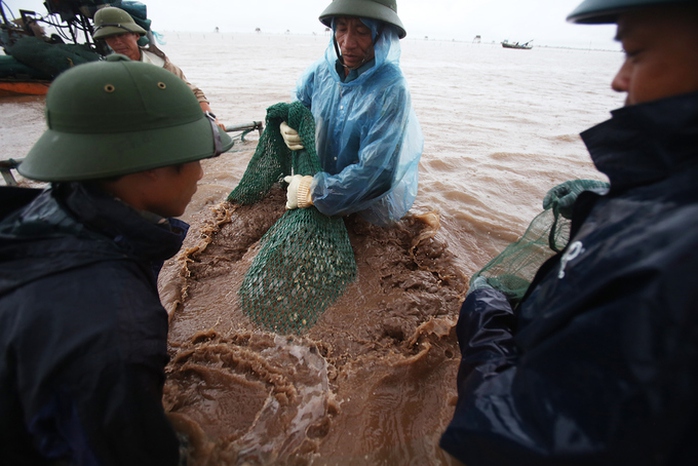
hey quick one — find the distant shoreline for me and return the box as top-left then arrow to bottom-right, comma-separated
156,30 -> 621,53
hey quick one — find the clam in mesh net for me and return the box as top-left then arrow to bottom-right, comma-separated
470,179 -> 609,307
228,102 -> 357,334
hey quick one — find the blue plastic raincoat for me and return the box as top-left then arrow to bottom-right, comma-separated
295,22 -> 423,226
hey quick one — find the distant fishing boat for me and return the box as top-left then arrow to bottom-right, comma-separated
502,39 -> 533,50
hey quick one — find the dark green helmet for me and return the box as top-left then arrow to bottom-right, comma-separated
319,0 -> 406,39
568,0 -> 694,23
19,55 -> 233,182
92,6 -> 146,39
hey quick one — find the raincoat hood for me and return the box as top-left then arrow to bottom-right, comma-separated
324,21 -> 402,85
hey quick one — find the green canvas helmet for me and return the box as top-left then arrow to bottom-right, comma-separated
319,0 -> 406,39
92,6 -> 147,39
567,0 -> 694,23
19,55 -> 233,182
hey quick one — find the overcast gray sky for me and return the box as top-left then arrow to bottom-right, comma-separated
5,0 -> 619,48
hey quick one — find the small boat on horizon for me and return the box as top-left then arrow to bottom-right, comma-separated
501,39 -> 533,50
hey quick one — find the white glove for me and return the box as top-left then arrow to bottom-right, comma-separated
284,175 -> 314,210
280,121 -> 304,151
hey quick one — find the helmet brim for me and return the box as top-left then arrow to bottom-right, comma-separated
20,117 -> 233,182
93,23 -> 147,40
319,0 -> 406,38
567,0 -> 692,23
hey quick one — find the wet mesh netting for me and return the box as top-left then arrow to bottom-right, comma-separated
470,179 -> 609,307
228,102 -> 357,334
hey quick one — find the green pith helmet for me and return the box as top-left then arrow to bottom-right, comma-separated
567,0 -> 694,23
319,0 -> 406,39
19,55 -> 233,182
92,6 -> 147,39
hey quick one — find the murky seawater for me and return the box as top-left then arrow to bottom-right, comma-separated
1,32 -> 624,465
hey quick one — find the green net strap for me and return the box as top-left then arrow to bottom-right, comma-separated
286,101 -> 320,176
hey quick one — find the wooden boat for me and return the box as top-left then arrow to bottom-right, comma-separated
0,0 -> 265,186
0,1 -> 111,96
501,40 -> 533,50
0,54 -> 51,95
0,80 -> 51,96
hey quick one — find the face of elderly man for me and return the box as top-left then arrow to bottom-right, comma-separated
334,16 -> 376,71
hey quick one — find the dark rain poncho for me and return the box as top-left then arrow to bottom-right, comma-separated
0,183 -> 184,465
295,22 -> 423,226
441,92 -> 698,465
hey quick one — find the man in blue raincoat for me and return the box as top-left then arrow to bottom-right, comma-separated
281,0 -> 423,226
441,0 -> 698,464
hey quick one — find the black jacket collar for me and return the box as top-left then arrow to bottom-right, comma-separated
581,91 -> 698,192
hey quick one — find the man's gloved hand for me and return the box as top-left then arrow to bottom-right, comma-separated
543,179 -> 610,219
284,175 -> 314,210
280,121 -> 304,151
466,276 -> 493,297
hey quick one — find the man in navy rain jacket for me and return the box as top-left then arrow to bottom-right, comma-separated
441,0 -> 698,464
0,55 -> 232,465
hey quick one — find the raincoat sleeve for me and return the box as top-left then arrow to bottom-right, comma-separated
451,288 -> 519,379
315,85 -> 409,217
298,68 -> 413,218
441,265 -> 698,465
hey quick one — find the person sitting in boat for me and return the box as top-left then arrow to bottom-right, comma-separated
280,0 -> 423,226
92,6 -> 225,129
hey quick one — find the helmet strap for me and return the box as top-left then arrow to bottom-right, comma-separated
206,112 -> 223,156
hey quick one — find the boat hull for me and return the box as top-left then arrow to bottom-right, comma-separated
0,80 -> 50,96
501,41 -> 533,50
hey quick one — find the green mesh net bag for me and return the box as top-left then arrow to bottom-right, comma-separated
470,179 -> 609,307
228,101 -> 357,334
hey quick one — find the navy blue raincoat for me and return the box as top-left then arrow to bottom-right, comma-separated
441,92 -> 698,465
0,183 -> 184,465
